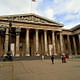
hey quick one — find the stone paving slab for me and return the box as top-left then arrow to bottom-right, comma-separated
0,59 -> 80,80
0,62 -> 14,80
14,59 -> 80,80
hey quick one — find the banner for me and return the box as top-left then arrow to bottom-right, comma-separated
49,44 -> 53,56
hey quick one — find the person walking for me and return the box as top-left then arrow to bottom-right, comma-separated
51,55 -> 54,64
62,55 -> 66,63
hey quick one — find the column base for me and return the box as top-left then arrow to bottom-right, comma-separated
26,54 -> 30,56
46,53 -> 49,56
36,54 -> 40,56
69,55 -> 72,59
15,54 -> 20,56
54,53 -> 57,56
3,55 -> 13,61
3,54 -> 7,56
61,53 -> 65,56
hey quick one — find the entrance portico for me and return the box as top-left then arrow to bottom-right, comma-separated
0,13 -> 80,57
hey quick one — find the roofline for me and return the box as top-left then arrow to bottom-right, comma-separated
71,24 -> 80,31
62,29 -> 72,32
0,13 -> 64,27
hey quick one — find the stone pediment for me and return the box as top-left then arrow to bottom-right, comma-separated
0,13 -> 63,26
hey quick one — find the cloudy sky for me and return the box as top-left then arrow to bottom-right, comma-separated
0,0 -> 80,29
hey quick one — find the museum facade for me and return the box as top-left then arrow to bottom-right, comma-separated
0,13 -> 80,57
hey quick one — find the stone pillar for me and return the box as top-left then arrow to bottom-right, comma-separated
44,30 -> 48,55
78,34 -> 80,53
41,33 -> 44,55
0,36 -> 2,56
57,35 -> 61,54
60,33 -> 64,54
52,31 -> 56,55
36,29 -> 39,54
73,36 -> 77,55
26,29 -> 30,56
5,28 -> 9,56
67,35 -> 72,55
16,35 -> 20,56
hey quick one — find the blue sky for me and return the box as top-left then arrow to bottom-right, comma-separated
0,0 -> 80,29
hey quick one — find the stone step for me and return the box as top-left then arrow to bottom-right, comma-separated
0,56 -> 62,61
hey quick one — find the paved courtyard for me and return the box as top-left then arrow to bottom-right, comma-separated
0,59 -> 80,80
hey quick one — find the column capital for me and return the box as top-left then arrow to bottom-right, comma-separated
44,30 -> 47,32
36,29 -> 39,32
52,30 -> 55,32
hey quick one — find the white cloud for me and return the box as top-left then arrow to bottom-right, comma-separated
0,0 -> 43,15
44,7 -> 55,20
66,0 -> 80,13
53,0 -> 80,14
54,0 -> 65,4
63,13 -> 80,21
52,0 -> 80,29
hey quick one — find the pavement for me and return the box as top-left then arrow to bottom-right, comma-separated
0,59 -> 80,80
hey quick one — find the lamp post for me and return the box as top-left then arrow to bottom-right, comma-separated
0,17 -> 21,61
3,17 -> 13,61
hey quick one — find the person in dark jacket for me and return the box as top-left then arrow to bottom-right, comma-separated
51,55 -> 54,64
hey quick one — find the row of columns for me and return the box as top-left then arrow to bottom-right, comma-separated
4,28 -> 80,56
25,30 -> 57,56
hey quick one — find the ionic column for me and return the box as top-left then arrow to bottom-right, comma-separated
73,36 -> 77,55
44,30 -> 48,55
26,29 -> 30,56
67,35 -> 72,55
60,33 -> 64,54
16,35 -> 20,56
0,36 -> 2,56
52,31 -> 56,54
36,29 -> 39,54
5,28 -> 9,56
78,34 -> 80,53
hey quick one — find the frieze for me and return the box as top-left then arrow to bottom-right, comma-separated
13,15 -> 50,24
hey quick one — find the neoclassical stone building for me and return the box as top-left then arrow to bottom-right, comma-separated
0,13 -> 80,57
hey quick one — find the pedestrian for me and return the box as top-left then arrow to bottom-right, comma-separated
62,55 -> 66,63
42,55 -> 44,61
51,55 -> 54,64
